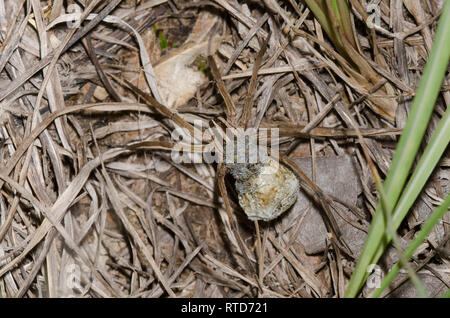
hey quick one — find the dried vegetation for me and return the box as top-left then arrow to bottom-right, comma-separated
0,0 -> 448,298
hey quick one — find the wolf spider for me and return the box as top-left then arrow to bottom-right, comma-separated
123,36 -> 353,272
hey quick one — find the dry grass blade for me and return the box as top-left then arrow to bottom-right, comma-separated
0,148 -> 129,278
0,0 -> 118,101
149,244 -> 203,297
0,0 -> 27,73
100,166 -> 176,297
0,103 -> 146,192
223,13 -> 269,74
268,235 -> 326,297
83,34 -> 121,102
117,76 -> 196,136
208,55 -> 237,125
213,0 -> 268,37
239,31 -> 271,128
0,0 -> 446,299
0,171 -> 121,297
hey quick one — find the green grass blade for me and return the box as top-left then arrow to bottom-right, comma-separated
369,103 -> 450,291
335,0 -> 356,49
303,0 -> 332,35
371,193 -> 450,297
391,107 -> 450,229
330,0 -> 340,22
345,0 -> 450,297
304,0 -> 344,52
441,289 -> 450,298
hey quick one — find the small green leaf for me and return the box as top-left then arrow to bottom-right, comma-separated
159,32 -> 169,50
194,56 -> 208,74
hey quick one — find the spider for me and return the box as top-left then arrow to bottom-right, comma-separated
122,35 -> 353,265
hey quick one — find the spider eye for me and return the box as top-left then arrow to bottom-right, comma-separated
208,120 -> 215,128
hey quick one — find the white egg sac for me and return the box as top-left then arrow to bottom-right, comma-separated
227,157 -> 300,221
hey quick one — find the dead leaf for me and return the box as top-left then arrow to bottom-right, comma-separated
154,39 -> 220,108
284,155 -> 366,256
154,11 -> 221,108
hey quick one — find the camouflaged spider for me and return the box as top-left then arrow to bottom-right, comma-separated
124,36 -> 350,257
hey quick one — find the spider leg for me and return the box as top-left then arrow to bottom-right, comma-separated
280,154 -> 354,258
240,31 -> 271,129
113,75 -> 198,137
217,163 -> 233,221
217,163 -> 257,276
207,55 -> 237,126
